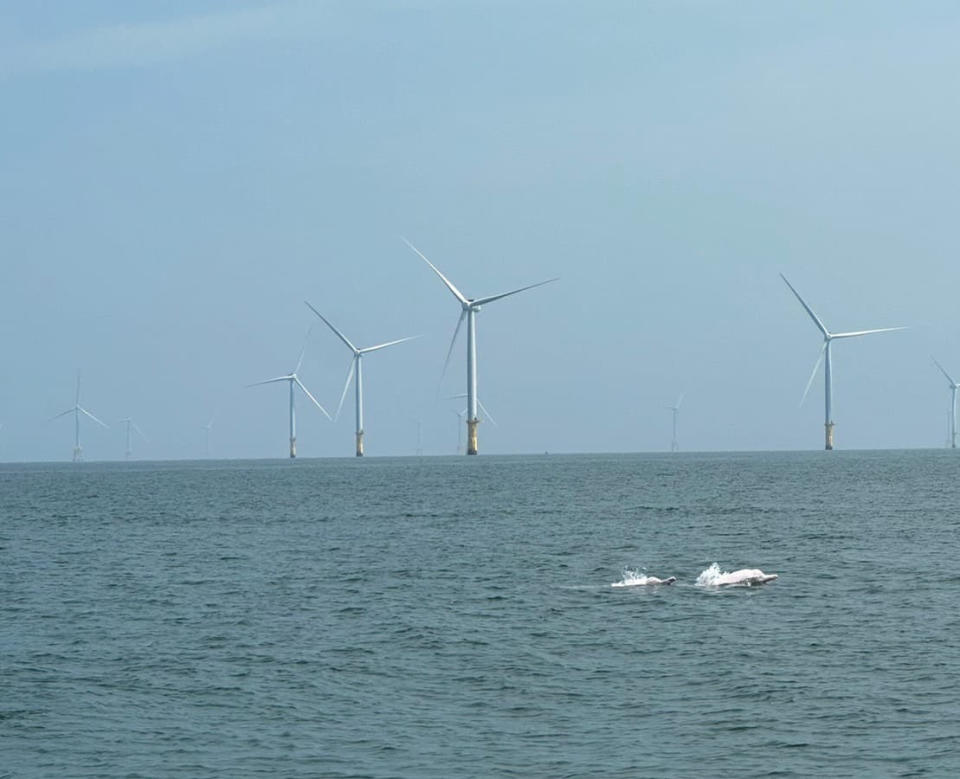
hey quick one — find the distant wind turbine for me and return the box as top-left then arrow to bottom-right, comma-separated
120,418 -> 148,460
453,409 -> 466,454
667,394 -> 684,452
404,237 -> 557,455
51,372 -> 109,462
781,274 -> 905,450
932,357 -> 958,449
202,414 -> 215,458
305,302 -> 416,457
450,393 -> 497,427
246,328 -> 331,458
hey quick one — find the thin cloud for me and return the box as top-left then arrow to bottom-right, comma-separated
0,2 -> 332,78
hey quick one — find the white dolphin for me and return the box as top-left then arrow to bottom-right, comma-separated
696,564 -> 778,587
715,569 -> 777,586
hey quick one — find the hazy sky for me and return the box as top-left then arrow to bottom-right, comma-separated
3,1 -> 960,461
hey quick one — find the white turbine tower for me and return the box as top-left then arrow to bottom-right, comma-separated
668,394 -> 684,452
304,301 -> 416,457
781,274 -> 905,450
247,328 -> 331,458
932,357 -> 959,449
51,372 -> 109,462
120,418 -> 148,460
404,238 -> 557,455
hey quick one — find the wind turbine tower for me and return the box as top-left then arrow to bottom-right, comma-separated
247,328 -> 331,458
668,394 -> 683,452
52,372 -> 109,462
932,357 -> 959,449
120,418 -> 147,460
781,274 -> 905,450
305,302 -> 416,457
404,238 -> 557,455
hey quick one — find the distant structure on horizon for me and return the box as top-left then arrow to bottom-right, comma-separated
202,414 -> 215,458
781,274 -> 905,451
120,417 -> 147,461
51,372 -> 109,462
404,237 -> 557,455
932,357 -> 959,449
667,394 -> 683,452
246,327 -> 331,458
305,301 -> 416,458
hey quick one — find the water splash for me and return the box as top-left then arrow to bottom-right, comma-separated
695,562 -> 725,587
611,568 -> 658,587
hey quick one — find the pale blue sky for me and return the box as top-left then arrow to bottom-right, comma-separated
2,1 -> 959,460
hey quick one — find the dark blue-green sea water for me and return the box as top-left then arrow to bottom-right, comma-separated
3,451 -> 960,777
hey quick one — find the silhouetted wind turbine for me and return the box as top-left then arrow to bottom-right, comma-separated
305,302 -> 416,457
667,394 -> 683,452
781,274 -> 905,450
51,372 -> 109,462
247,328 -> 331,458
404,237 -> 557,455
202,414 -> 215,458
120,418 -> 148,460
932,357 -> 958,449
453,409 -> 466,454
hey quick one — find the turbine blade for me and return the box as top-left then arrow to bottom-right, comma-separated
359,335 -> 419,354
800,342 -> 827,407
831,326 -> 907,339
294,324 -> 314,374
472,277 -> 559,307
50,408 -> 75,421
304,301 -> 358,353
477,398 -> 497,427
335,358 -> 356,422
675,393 -> 684,410
75,372 -> 81,405
132,421 -> 148,442
79,406 -> 109,428
440,310 -> 467,387
402,237 -> 469,304
245,375 -> 293,388
294,377 -> 332,420
780,274 -> 830,338
933,356 -> 958,387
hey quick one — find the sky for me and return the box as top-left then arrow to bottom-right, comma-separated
2,0 -> 960,461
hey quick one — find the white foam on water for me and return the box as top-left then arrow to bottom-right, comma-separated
611,568 -> 657,587
695,562 -> 725,587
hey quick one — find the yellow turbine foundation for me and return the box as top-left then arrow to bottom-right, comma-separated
356,431 -> 364,457
467,419 -> 479,455
825,422 -> 834,451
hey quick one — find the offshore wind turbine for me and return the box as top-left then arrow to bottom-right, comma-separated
667,394 -> 683,452
51,373 -> 109,462
404,238 -> 557,455
120,418 -> 148,460
932,357 -> 959,449
246,328 -> 331,458
781,274 -> 905,450
453,409 -> 466,454
305,302 -> 416,457
202,414 -> 215,458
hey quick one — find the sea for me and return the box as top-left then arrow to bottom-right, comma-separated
2,451 -> 959,778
